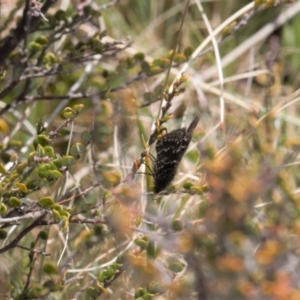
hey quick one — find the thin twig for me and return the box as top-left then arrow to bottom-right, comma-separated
57,182 -> 102,205
16,244 -> 50,256
0,214 -> 34,224
0,212 -> 48,254
0,0 -> 55,65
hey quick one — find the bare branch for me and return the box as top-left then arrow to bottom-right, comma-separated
0,0 -> 56,65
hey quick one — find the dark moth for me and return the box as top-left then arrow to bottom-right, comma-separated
153,116 -> 199,194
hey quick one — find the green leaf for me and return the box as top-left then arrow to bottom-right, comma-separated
135,287 -> 146,298
85,286 -> 100,298
43,260 -> 58,275
43,52 -> 57,65
134,52 -> 145,61
52,208 -> 61,220
28,283 -> 46,298
152,57 -> 170,68
70,143 -> 85,157
35,35 -> 48,45
34,135 -> 50,148
168,261 -> 185,273
51,204 -> 63,212
60,107 -> 76,120
182,181 -> 193,190
8,140 -> 22,149
149,66 -> 163,74
39,197 -> 55,208
38,164 -> 53,178
141,292 -> 154,300
172,219 -> 183,231
28,151 -> 37,163
134,237 -> 149,250
0,229 -> 7,239
81,131 -> 91,143
143,92 -> 157,103
16,162 -> 27,174
38,231 -> 48,240
0,163 -> 6,174
60,156 -> 76,167
8,197 -> 21,208
173,53 -> 187,64
99,270 -> 109,282
36,144 -> 45,157
184,46 -> 193,58
16,183 -> 28,193
148,282 -> 165,294
154,85 -> 164,97
28,42 -> 43,52
87,38 -> 103,53
141,61 -> 150,74
73,104 -> 84,113
0,119 -> 8,134
94,225 -> 104,236
54,9 -> 67,21
47,170 -> 62,179
44,146 -> 55,158
107,73 -> 127,89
